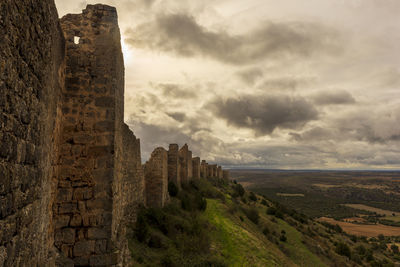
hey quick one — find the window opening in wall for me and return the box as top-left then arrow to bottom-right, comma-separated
74,36 -> 80,45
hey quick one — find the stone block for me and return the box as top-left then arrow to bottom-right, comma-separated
73,240 -> 95,257
70,214 -> 83,227
89,253 -> 118,266
58,202 -> 78,214
55,215 -> 71,229
87,228 -> 110,240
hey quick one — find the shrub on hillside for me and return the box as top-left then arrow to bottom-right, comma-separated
249,192 -> 257,202
335,242 -> 351,258
168,181 -> 179,197
261,199 -> 268,206
233,184 -> 245,197
243,207 -> 260,224
267,207 -> 277,215
263,226 -> 270,235
180,192 -> 207,212
135,209 -> 149,242
279,234 -> 287,242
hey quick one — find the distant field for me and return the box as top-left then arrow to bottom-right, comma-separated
343,204 -> 398,216
276,193 -> 304,197
318,217 -> 400,237
313,183 -> 389,190
384,216 -> 400,222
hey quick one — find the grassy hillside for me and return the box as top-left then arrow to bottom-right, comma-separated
127,177 -> 399,266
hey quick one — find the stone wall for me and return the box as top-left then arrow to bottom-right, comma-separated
187,150 -> 193,180
0,1 -> 231,265
200,160 -> 208,178
179,144 -> 189,184
167,144 -> 180,188
114,124 -> 145,265
144,148 -> 169,208
208,164 -> 217,178
55,4 -> 143,266
0,0 -> 65,266
217,166 -> 223,179
192,157 -> 201,179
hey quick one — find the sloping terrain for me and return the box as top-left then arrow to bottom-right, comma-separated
128,177 -> 400,266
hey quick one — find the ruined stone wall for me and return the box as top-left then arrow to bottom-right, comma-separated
217,166 -> 223,179
114,124 -> 145,265
187,150 -> 193,180
55,5 -> 137,265
1,1 -> 232,265
179,144 -> 189,184
200,160 -> 208,178
208,164 -> 217,178
167,144 -> 180,188
192,157 -> 201,179
0,0 -> 65,266
144,148 -> 169,208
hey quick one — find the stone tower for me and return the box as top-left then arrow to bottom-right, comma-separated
54,5 -> 144,266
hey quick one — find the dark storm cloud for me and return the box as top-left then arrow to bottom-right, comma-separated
208,94 -> 318,135
289,126 -> 333,141
257,77 -> 312,91
125,13 -> 341,65
312,90 -> 356,105
157,83 -> 198,99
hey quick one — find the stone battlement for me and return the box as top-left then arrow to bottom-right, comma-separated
0,2 -> 229,266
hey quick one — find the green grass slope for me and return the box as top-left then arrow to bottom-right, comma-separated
127,177 -> 399,267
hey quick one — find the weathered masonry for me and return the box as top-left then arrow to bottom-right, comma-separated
1,0 -> 64,265
0,1 -> 229,266
1,2 -> 145,266
55,5 -> 145,266
144,148 -> 169,208
167,144 -> 181,188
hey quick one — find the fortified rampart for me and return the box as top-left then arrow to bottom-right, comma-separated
167,144 -> 181,188
144,148 -> 169,208
0,2 -> 229,266
0,0 -> 65,265
192,157 -> 201,179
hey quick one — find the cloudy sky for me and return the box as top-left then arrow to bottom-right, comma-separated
55,0 -> 400,169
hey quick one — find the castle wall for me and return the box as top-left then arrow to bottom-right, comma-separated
0,1 -> 230,266
179,144 -> 189,184
0,0 -> 65,266
114,124 -> 145,265
208,164 -> 217,178
217,166 -> 223,179
144,148 -> 169,208
55,5 -> 140,265
187,150 -> 193,180
167,144 -> 181,188
192,157 -> 201,179
200,160 -> 208,178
